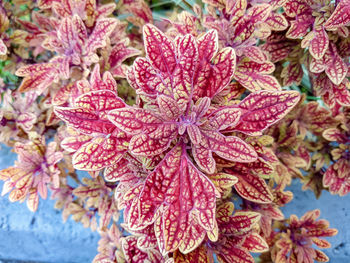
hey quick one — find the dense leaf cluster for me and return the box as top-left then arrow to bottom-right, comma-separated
0,0 -> 348,262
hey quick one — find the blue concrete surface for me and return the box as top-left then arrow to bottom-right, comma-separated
0,145 -> 349,262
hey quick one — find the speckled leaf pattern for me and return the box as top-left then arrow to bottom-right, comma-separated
143,24 -> 177,73
234,90 -> 300,135
55,107 -> 117,135
194,130 -> 257,173
242,232 -> 269,253
225,164 -> 273,203
265,12 -> 288,31
311,44 -> 348,85
286,14 -> 313,39
0,39 -> 6,55
127,145 -> 218,254
324,0 -> 350,29
174,245 -> 212,263
212,202 -> 265,263
61,135 -> 92,152
86,18 -> 118,53
16,63 -> 59,92
323,159 -> 350,196
281,61 -> 303,86
108,107 -> 177,156
122,236 -> 162,263
72,136 -> 127,170
74,90 -> 125,118
234,58 -> 281,92
302,27 -> 329,60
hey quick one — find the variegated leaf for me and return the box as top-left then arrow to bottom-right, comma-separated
234,90 -> 300,135
127,145 -> 218,253
234,58 -> 281,92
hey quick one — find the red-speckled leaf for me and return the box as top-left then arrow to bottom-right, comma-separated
310,57 -> 327,74
109,41 -> 141,70
324,0 -> 350,29
16,63 -> 58,93
27,189 -> 39,212
234,58 -> 281,92
122,236 -> 162,263
322,44 -> 348,85
197,30 -> 218,60
209,47 -> 236,96
74,90 -> 125,120
234,90 -> 300,135
0,39 -> 6,55
302,27 -> 329,60
286,14 -> 313,39
334,81 -> 350,106
193,47 -> 236,99
216,202 -> 235,222
61,135 -> 92,152
212,82 -> 245,104
97,3 -> 116,18
37,0 -> 58,9
281,61 -> 303,86
133,57 -> 171,97
207,107 -> 242,131
108,107 -> 177,137
275,238 -> 293,262
143,24 -> 177,73
58,15 -> 82,51
312,237 -> 331,248
108,107 -> 177,156
55,107 -> 116,135
174,244 -> 213,263
323,128 -> 348,143
129,133 -> 177,156
315,76 -> 350,108
242,232 -> 269,253
265,13 -> 288,31
314,249 -> 329,262
86,18 -> 118,54
261,33 -> 294,62
108,107 -> 161,135
208,173 -> 238,195
155,213 -> 208,254
202,0 -> 225,9
103,158 -> 133,182
194,130 -> 257,173
247,4 -> 271,23
173,34 -> 198,110
72,136 -> 127,171
227,0 -> 247,19
187,125 -> 202,145
17,113 -> 36,131
127,145 -> 218,253
325,56 -> 348,86
157,95 -> 182,120
125,0 -> 153,29
217,242 -> 255,263
243,46 -> 269,64
89,64 -> 118,92
134,225 -> 158,250
323,159 -> 350,196
192,144 -> 216,174
219,210 -> 261,234
284,0 -> 309,16
225,165 -> 273,203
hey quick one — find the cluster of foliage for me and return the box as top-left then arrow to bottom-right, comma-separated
0,0 -> 349,262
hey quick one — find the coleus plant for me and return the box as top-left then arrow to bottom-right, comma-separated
0,0 -> 348,262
